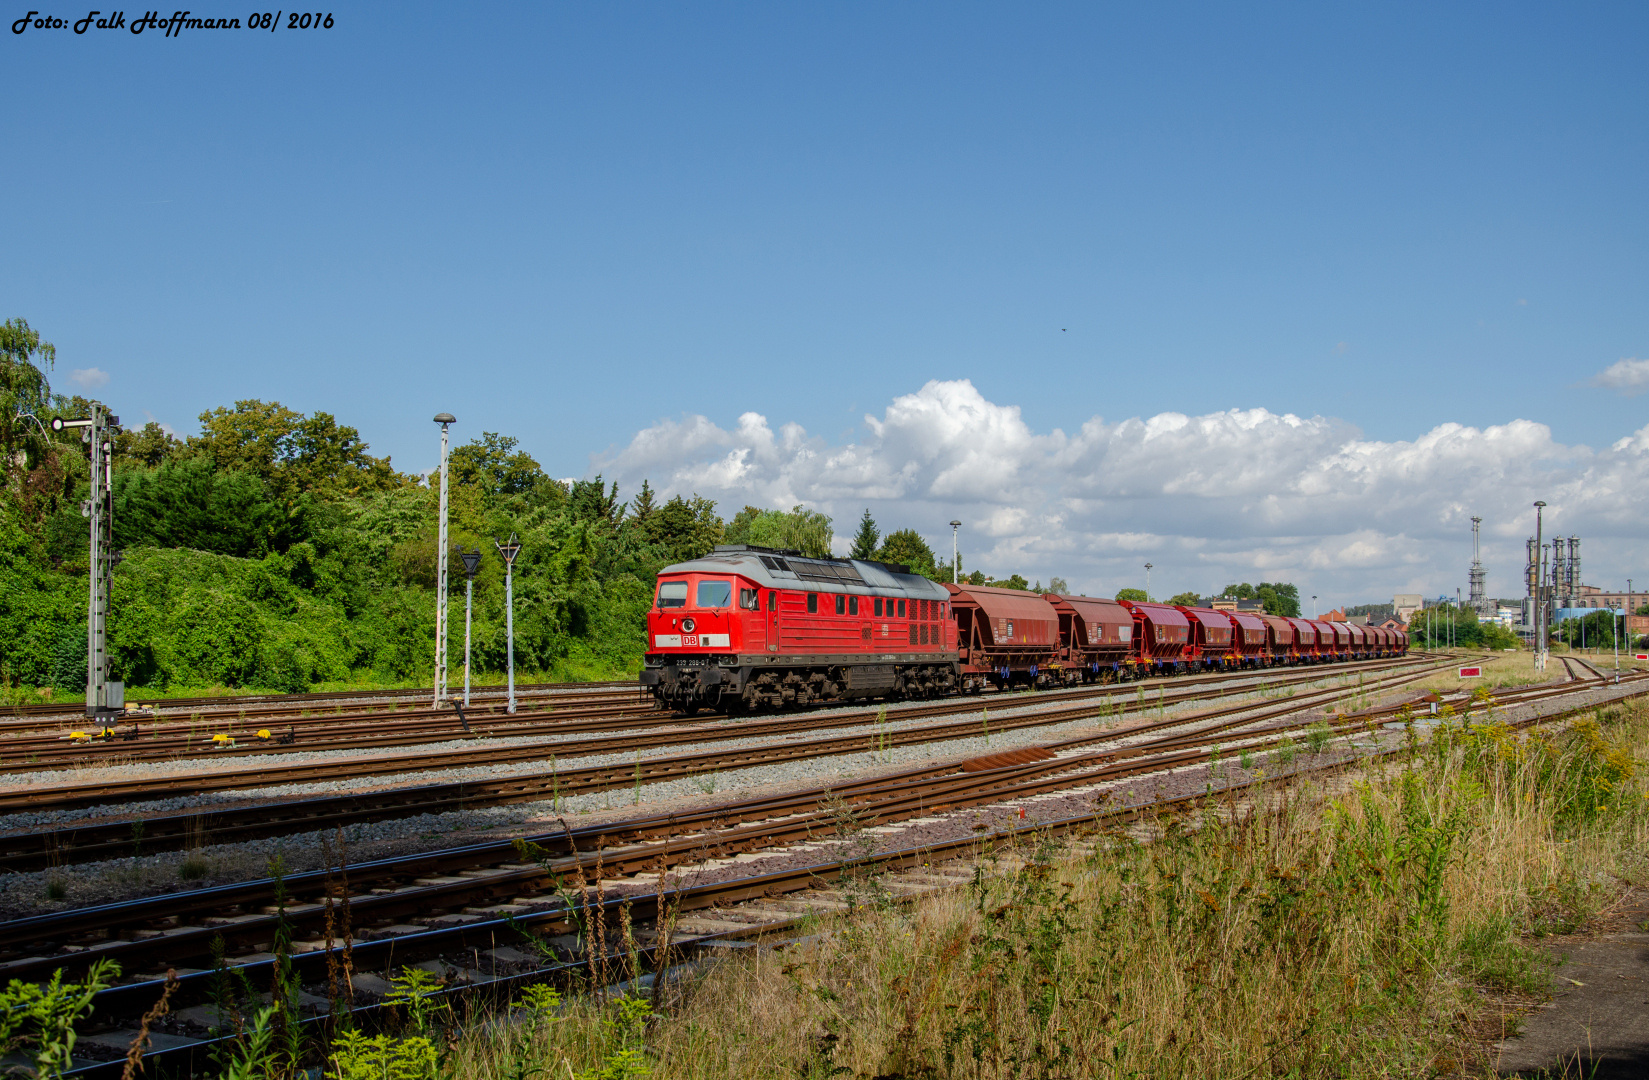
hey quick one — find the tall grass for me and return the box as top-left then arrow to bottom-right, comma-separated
441,699 -> 1646,1080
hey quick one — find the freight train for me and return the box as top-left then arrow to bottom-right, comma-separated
639,546 -> 1407,713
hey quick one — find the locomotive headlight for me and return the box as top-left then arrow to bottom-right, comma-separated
682,617 -> 696,632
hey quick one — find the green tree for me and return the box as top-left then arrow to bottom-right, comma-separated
628,480 -> 657,533
876,529 -> 937,576
722,505 -> 763,546
1116,588 -> 1147,602
1048,576 -> 1069,595
966,570 -> 986,585
1254,582 -> 1301,617
647,494 -> 724,564
285,412 -> 408,497
112,457 -> 297,557
849,509 -> 880,560
987,573 -> 1031,592
568,477 -> 623,524
1224,581 -> 1302,617
114,422 -> 184,468
0,318 -> 56,473
745,505 -> 832,558
449,432 -> 548,499
1167,591 -> 1201,606
191,400 -> 303,482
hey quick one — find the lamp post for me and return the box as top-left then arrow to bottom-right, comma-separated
1144,563 -> 1153,602
458,547 -> 483,707
949,520 -> 961,584
433,413 -> 456,706
494,533 -> 522,714
1311,594 -> 1318,619
1533,501 -> 1547,671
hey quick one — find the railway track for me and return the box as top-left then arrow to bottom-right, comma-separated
0,656 -> 1416,768
0,657 -> 1432,805
0,680 -> 641,724
0,658 -> 1504,974
37,668 -> 1649,1078
0,660 -> 1445,867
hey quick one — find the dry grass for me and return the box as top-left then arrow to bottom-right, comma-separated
435,697 -> 1649,1080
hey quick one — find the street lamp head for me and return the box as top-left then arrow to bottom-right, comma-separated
1533,500 -> 1546,509
433,413 -> 456,425
950,520 -> 961,528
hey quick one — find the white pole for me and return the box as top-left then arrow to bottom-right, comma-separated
950,520 -> 960,584
505,559 -> 516,715
464,574 -> 474,708
433,414 -> 454,706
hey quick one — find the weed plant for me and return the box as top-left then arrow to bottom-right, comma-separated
439,699 -> 1647,1079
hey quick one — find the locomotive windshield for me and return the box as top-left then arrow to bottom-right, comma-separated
695,580 -> 733,608
657,582 -> 687,608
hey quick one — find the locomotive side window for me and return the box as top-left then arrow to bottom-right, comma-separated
848,596 -> 858,615
898,599 -> 906,618
767,591 -> 776,611
696,580 -> 733,608
739,588 -> 759,610
807,593 -> 818,613
657,582 -> 687,608
873,598 -> 883,617
835,595 -> 845,615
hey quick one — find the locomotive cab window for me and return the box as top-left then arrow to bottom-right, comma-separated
657,582 -> 687,609
873,598 -> 883,617
848,596 -> 858,615
767,591 -> 776,611
696,580 -> 732,609
835,595 -> 846,615
898,599 -> 906,617
807,593 -> 818,613
739,588 -> 759,610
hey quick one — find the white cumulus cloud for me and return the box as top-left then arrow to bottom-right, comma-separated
592,380 -> 1649,606
1586,358 -> 1649,397
69,368 -> 109,389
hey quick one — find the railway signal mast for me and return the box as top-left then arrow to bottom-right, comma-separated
457,547 -> 483,707
50,407 -> 122,718
494,533 -> 522,714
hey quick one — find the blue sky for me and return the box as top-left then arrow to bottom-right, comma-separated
6,3 -> 1647,602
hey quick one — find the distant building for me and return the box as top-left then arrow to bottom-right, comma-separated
1378,615 -> 1407,632
1323,608 -> 1347,622
1210,597 -> 1265,613
1393,593 -> 1423,623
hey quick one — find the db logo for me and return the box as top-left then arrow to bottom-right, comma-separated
682,634 -> 699,647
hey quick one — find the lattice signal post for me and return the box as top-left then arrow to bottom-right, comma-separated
50,408 -> 123,717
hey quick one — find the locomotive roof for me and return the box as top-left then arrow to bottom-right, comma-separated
658,545 -> 950,599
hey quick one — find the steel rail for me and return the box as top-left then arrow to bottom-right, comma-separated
0,662 -> 1444,869
0,662 -> 1467,976
0,657 -> 1433,811
62,674 -> 1649,1079
6,660 -> 1497,961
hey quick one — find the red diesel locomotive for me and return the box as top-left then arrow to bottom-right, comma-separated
641,546 -> 1408,711
640,546 -> 958,712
